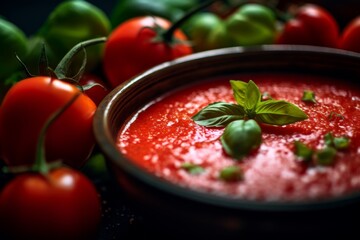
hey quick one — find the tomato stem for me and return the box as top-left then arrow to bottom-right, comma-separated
33,92 -> 81,174
54,37 -> 106,80
162,0 -> 220,43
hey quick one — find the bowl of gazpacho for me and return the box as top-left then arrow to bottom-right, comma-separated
94,45 -> 360,238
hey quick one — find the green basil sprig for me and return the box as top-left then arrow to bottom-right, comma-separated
192,80 -> 308,160
193,80 -> 308,127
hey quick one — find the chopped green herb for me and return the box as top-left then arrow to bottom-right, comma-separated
315,147 -> 337,166
302,90 -> 316,103
294,141 -> 313,162
333,136 -> 350,150
219,166 -> 243,182
324,132 -> 334,147
328,112 -> 344,121
181,162 -> 205,175
324,132 -> 350,150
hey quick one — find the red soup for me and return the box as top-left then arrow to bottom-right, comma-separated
117,73 -> 360,202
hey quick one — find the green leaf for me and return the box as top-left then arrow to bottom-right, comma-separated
333,137 -> 350,150
324,132 -> 334,147
302,90 -> 316,103
255,100 -> 308,125
230,80 -> 247,106
294,141 -> 313,162
221,119 -> 262,159
219,166 -> 243,181
245,80 -> 261,117
181,162 -> 205,175
324,132 -> 350,150
315,147 -> 337,166
192,102 -> 245,127
328,112 -> 344,121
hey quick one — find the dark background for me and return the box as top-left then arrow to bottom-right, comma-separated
1,0 -> 360,36
0,0 -> 115,35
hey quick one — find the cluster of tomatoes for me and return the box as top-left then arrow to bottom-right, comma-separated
0,39 -> 105,239
102,2 -> 360,88
0,0 -> 359,239
275,4 -> 360,52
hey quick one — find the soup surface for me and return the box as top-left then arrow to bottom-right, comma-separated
118,73 -> 360,201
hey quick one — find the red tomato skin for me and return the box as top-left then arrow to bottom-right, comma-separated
103,16 -> 192,88
339,16 -> 360,53
0,77 -> 96,168
276,4 -> 339,48
0,167 -> 101,240
79,73 -> 110,105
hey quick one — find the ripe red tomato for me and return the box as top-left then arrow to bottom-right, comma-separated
339,16 -> 360,53
0,77 -> 96,168
79,73 -> 110,105
276,4 -> 339,48
0,167 -> 101,240
103,16 -> 192,88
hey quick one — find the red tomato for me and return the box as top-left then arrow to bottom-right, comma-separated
79,73 -> 110,105
103,16 -> 192,88
339,16 -> 360,53
0,167 -> 101,240
276,4 -> 339,48
0,77 -> 96,168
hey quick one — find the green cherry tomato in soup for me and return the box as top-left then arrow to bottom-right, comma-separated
339,16 -> 360,53
276,4 -> 339,48
0,77 -> 96,168
0,167 -> 101,240
103,16 -> 192,88
0,18 -> 28,81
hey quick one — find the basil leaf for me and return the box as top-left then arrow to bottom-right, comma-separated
192,102 -> 245,127
230,80 -> 247,106
221,119 -> 262,159
181,163 -> 205,175
255,100 -> 308,125
302,90 -> 316,103
219,166 -> 243,181
245,80 -> 261,117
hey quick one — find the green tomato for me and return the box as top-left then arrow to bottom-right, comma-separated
184,15 -> 235,51
0,18 -> 28,81
225,3 -> 277,46
184,12 -> 225,52
37,0 -> 110,72
206,21 -> 237,50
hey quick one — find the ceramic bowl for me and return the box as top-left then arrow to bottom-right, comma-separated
94,45 -> 360,238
